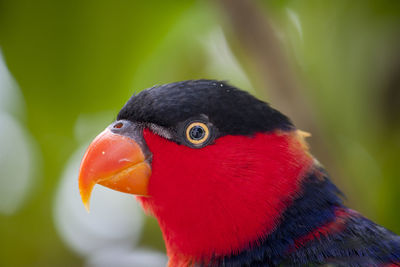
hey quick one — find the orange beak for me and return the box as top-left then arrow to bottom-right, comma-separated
78,128 -> 151,211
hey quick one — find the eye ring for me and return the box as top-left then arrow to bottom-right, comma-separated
185,122 -> 210,145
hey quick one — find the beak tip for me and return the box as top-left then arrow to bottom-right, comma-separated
79,180 -> 94,213
83,201 -> 91,213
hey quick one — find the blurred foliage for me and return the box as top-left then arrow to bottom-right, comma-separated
0,0 -> 399,266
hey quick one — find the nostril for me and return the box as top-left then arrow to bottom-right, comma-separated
113,122 -> 123,129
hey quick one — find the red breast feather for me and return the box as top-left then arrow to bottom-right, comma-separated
138,129 -> 313,263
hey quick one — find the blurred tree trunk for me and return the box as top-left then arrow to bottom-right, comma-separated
216,0 -> 341,178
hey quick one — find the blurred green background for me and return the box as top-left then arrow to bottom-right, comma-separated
0,0 -> 399,266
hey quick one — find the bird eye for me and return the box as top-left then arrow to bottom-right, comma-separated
185,122 -> 210,145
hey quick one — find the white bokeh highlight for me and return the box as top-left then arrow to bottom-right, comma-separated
0,49 -> 38,215
87,248 -> 167,267
0,51 -> 25,116
54,145 -> 144,256
0,113 -> 37,214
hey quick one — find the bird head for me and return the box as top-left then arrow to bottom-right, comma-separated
78,80 -> 313,262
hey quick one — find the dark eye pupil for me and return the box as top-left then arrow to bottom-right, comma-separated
189,126 -> 205,140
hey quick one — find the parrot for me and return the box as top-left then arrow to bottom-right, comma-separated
78,80 -> 400,266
